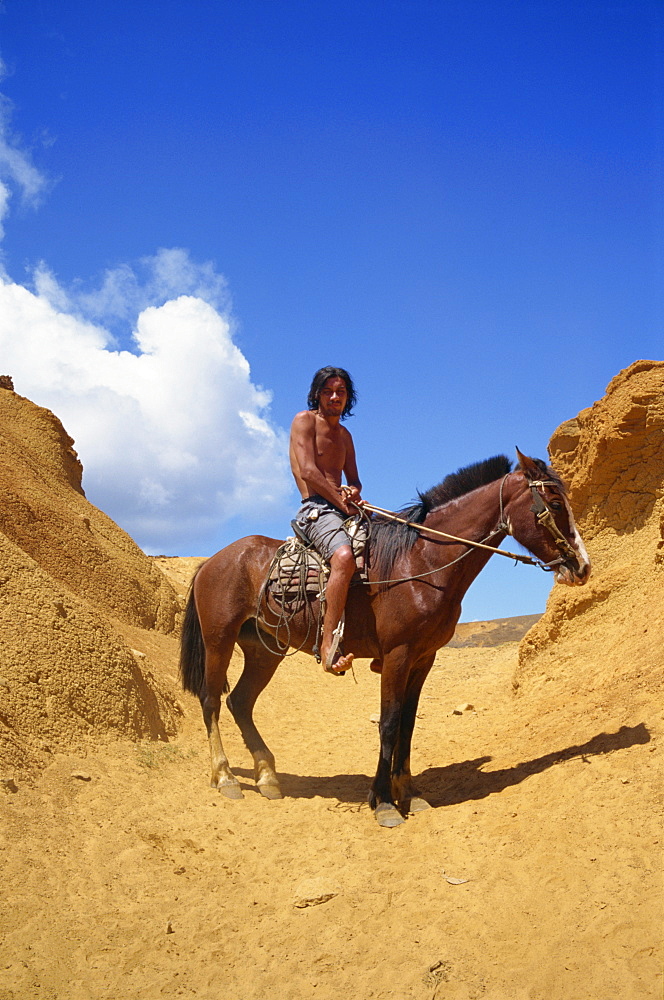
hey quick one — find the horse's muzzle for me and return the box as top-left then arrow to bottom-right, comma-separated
556,557 -> 591,587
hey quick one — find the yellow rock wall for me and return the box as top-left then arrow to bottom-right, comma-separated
0,389 -> 183,774
0,390 -> 180,632
515,360 -> 664,709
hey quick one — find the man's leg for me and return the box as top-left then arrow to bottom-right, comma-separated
321,543 -> 356,673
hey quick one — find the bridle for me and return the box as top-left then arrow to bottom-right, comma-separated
500,476 -> 580,569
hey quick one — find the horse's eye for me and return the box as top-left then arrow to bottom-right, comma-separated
550,501 -> 563,511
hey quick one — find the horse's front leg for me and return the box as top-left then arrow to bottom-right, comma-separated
390,654 -> 435,814
369,645 -> 411,828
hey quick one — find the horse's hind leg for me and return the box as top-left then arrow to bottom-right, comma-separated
202,633 -> 244,798
227,622 -> 284,800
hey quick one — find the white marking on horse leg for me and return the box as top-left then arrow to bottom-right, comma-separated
209,717 -> 243,798
254,751 -> 282,799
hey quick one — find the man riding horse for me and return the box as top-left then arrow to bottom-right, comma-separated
289,366 -> 363,675
182,388 -> 590,820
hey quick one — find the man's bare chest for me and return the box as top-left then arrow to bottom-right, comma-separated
314,426 -> 346,469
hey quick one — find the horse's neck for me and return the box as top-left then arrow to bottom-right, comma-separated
423,478 -> 504,541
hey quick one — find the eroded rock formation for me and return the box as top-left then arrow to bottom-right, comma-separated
0,390 -> 179,631
515,360 -> 664,711
0,391 -> 183,773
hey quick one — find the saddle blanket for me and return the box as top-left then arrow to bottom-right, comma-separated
267,538 -> 328,607
266,515 -> 369,611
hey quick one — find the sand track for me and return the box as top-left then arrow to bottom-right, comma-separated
1,634 -> 660,1000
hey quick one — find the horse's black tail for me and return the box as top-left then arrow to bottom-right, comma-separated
180,582 -> 206,698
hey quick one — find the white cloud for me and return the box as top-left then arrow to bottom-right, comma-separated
0,72 -> 291,553
0,73 -> 51,240
0,263 -> 293,553
35,247 -> 230,329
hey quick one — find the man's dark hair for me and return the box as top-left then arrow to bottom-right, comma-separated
307,366 -> 357,419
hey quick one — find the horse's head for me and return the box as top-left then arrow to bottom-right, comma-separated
504,449 -> 591,586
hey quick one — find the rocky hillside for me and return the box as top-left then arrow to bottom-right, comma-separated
0,386 -> 183,775
0,389 -> 179,631
515,360 -> 664,717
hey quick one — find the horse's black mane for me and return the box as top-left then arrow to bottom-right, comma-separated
369,454 -> 514,581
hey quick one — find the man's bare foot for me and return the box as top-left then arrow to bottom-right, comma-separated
323,650 -> 354,675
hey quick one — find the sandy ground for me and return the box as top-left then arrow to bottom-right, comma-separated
1,625 -> 660,1000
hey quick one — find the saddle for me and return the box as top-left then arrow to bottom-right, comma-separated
265,514 -> 370,612
266,536 -> 329,608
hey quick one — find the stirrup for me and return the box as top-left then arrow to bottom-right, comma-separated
325,614 -> 345,668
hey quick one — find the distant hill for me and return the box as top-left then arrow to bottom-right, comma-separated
448,614 -> 542,648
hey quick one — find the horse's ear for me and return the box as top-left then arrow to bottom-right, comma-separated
515,447 -> 539,479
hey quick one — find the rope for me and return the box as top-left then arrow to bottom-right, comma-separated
360,501 -> 538,564
352,528 -> 503,588
347,480 -> 564,588
255,540 -> 326,658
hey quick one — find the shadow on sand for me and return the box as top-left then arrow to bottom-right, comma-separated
231,723 -> 651,806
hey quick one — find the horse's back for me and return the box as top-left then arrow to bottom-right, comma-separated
194,535 -> 284,606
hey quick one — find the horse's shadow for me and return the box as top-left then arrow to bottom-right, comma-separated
232,723 -> 650,806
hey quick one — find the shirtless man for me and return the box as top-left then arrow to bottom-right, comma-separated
289,366 -> 363,675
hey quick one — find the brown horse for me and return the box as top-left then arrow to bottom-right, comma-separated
180,450 -> 590,827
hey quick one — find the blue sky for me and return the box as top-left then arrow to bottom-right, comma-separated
0,0 -> 661,620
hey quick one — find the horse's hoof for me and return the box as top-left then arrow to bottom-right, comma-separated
408,797 -> 432,814
258,781 -> 283,800
374,802 -> 405,828
216,781 -> 244,799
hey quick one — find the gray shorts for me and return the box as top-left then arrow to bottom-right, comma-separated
294,495 -> 352,562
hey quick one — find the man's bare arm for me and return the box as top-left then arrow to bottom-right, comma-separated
290,412 -> 351,511
342,431 -> 363,504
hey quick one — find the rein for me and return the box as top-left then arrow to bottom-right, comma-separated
355,475 -> 573,587
361,502 -> 534,563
